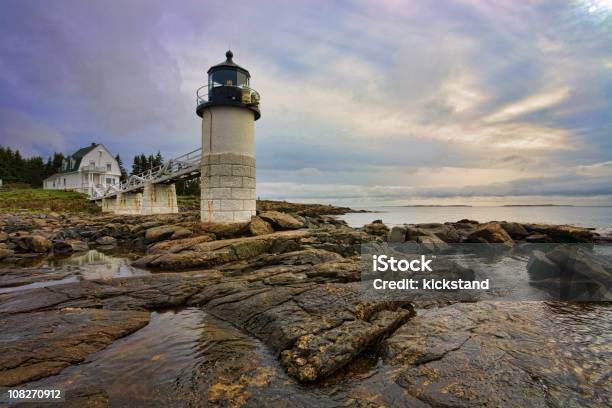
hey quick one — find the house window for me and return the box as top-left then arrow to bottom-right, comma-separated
90,161 -> 95,167
106,163 -> 112,171
63,178 -> 66,186
106,177 -> 112,185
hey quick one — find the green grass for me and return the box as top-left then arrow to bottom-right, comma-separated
0,189 -> 100,213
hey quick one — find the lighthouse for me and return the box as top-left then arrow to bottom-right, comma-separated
197,51 -> 261,223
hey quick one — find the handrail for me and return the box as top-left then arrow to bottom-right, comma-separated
196,83 -> 260,107
89,147 -> 203,200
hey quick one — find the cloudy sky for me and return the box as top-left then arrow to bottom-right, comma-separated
1,0 -> 611,205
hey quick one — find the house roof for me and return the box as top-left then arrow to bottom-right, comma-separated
59,143 -> 101,173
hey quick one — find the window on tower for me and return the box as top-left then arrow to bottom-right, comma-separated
210,69 -> 237,88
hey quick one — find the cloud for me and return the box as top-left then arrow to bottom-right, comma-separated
484,88 -> 571,123
0,109 -> 66,156
0,0 -> 610,203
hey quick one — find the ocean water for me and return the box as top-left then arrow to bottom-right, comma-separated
339,206 -> 612,234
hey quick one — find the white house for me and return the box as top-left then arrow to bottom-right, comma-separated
44,143 -> 121,196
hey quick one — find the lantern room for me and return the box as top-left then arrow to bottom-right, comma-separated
196,50 -> 260,120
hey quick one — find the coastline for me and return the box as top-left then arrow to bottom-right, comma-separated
0,200 -> 610,406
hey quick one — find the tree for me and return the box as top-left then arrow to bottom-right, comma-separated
139,154 -> 147,172
153,151 -> 163,168
115,154 -> 128,182
0,145 -> 61,187
132,156 -> 141,175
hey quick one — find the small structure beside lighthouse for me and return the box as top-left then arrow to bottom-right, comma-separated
197,50 -> 261,223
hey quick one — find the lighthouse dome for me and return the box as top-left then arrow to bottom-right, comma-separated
207,50 -> 250,88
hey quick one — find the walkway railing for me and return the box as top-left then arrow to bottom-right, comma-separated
89,147 -> 202,200
196,84 -> 260,107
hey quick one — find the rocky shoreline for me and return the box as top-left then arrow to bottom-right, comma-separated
0,201 -> 610,407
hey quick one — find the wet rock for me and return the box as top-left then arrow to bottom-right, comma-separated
388,226 -> 407,243
249,216 -> 275,236
416,234 -> 449,251
304,227 -> 373,257
430,224 -> 461,243
384,302 -> 609,407
465,222 -> 514,244
53,239 -> 88,254
404,226 -> 430,241
0,268 -> 73,289
130,220 -> 163,234
363,220 -> 389,236
256,200 -> 364,216
456,218 -> 479,224
280,297 -> 414,382
170,227 -> 192,240
259,211 -> 305,230
27,235 -> 53,253
527,250 -> 562,280
0,232 -> 7,242
524,224 -> 597,243
134,231 -> 308,270
147,234 -> 214,254
0,309 -> 149,386
525,233 -> 552,243
61,386 -> 110,408
539,245 -> 612,299
500,221 -> 529,239
247,248 -> 343,268
144,225 -> 181,244
0,274 -> 216,315
95,236 -> 116,246
0,248 -> 14,260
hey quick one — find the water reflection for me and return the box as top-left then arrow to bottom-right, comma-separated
49,250 -> 150,280
0,250 -> 150,293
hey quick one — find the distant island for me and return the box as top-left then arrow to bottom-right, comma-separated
502,204 -> 575,207
397,205 -> 472,207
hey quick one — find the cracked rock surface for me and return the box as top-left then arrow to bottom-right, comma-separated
1,204 -> 609,407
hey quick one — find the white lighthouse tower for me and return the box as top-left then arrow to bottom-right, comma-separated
196,51 -> 261,223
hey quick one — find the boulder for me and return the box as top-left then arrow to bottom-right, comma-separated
249,216 -> 275,236
388,226 -> 407,243
0,232 -> 7,242
546,246 -> 611,287
404,226 -> 430,241
147,234 -> 215,254
0,248 -> 14,260
430,224 -> 460,243
501,222 -> 529,240
53,239 -> 89,254
259,211 -> 305,230
145,225 -> 181,244
133,230 -> 309,270
27,235 -> 53,253
466,222 -> 513,244
364,220 -> 389,236
527,250 -> 561,280
170,228 -> 193,240
524,224 -> 596,243
525,233 -> 552,243
416,234 -> 449,251
456,218 -> 479,224
201,222 -> 250,238
95,236 -> 117,246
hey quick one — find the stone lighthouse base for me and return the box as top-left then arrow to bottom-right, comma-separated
200,152 -> 256,223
